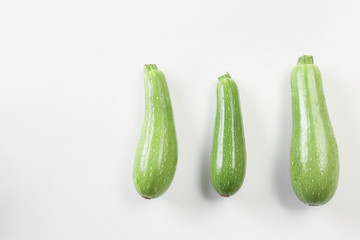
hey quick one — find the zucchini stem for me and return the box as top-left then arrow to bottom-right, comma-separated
218,72 -> 232,81
297,55 -> 314,65
144,64 -> 158,73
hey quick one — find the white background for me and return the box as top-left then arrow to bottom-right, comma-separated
0,0 -> 359,239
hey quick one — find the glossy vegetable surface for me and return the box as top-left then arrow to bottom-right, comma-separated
290,55 -> 339,206
133,64 -> 177,199
210,73 -> 246,197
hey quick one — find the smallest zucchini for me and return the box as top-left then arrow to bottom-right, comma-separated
210,72 -> 246,197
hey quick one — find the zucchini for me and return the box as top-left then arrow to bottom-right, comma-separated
133,64 -> 177,199
210,73 -> 246,197
290,55 -> 339,206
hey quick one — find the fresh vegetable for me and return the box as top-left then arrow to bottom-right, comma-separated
133,64 -> 177,199
290,55 -> 339,206
210,72 -> 246,197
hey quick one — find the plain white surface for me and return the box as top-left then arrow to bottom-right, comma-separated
0,0 -> 359,239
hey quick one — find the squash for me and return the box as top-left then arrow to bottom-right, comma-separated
290,55 -> 339,205
210,73 -> 246,197
133,64 -> 177,199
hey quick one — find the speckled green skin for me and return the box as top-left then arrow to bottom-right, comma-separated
210,73 -> 246,197
290,56 -> 339,206
133,64 -> 177,199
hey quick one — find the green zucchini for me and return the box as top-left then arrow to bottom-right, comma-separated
133,64 -> 177,199
210,73 -> 246,197
290,55 -> 339,206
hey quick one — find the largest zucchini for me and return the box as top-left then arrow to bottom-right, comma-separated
133,64 -> 177,199
290,55 -> 339,205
